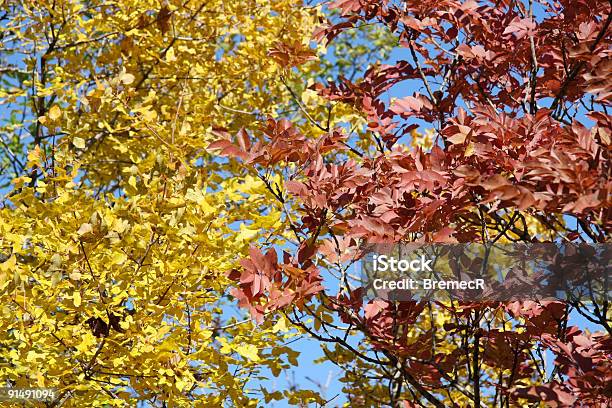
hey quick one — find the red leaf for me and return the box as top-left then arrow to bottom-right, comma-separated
207,140 -> 248,160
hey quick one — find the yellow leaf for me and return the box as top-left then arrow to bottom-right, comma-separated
272,315 -> 289,333
73,291 -> 82,307
175,378 -> 186,392
76,332 -> 96,353
0,254 -> 16,272
166,47 -> 177,62
119,72 -> 135,85
464,142 -> 475,157
48,105 -> 62,121
128,175 -> 137,189
235,344 -> 260,362
111,251 -> 127,265
27,146 -> 41,165
69,271 -> 82,280
140,108 -> 157,122
73,137 -> 86,149
238,223 -> 258,242
77,223 -> 93,235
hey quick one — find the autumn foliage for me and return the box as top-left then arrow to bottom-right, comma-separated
213,0 -> 612,406
1,0 -> 611,407
0,0 -> 321,406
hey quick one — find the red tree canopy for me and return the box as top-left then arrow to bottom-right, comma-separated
212,0 -> 611,406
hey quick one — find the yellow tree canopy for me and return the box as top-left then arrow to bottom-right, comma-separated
0,0 -> 323,406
